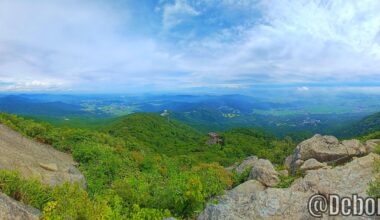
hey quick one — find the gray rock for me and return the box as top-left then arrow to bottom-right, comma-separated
288,134 -> 367,174
198,153 -> 380,220
234,156 -> 258,174
365,139 -> 380,153
297,134 -> 366,162
284,155 -> 293,170
0,193 -> 41,220
248,159 -> 279,187
39,163 -> 58,172
278,169 -> 289,176
229,180 -> 265,195
300,158 -> 327,171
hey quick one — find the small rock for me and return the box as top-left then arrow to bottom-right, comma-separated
284,155 -> 293,170
365,139 -> 380,153
248,159 -> 279,187
278,170 -> 289,177
300,158 -> 327,171
295,159 -> 304,167
39,163 -> 58,172
234,156 -> 258,174
230,180 -> 266,194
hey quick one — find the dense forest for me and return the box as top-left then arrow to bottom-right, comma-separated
0,112 -> 296,219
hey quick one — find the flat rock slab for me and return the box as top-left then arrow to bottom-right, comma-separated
0,124 -> 86,187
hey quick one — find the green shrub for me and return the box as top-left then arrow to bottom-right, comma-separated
0,170 -> 51,209
232,167 -> 252,187
43,183 -> 115,220
0,170 -> 120,219
275,174 -> 297,188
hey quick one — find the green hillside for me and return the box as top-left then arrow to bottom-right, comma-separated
105,113 -> 295,165
106,113 -> 206,155
0,112 -> 296,219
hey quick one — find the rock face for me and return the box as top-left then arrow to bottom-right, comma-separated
0,124 -> 86,187
0,193 -> 41,220
248,159 -> 279,187
198,153 -> 380,220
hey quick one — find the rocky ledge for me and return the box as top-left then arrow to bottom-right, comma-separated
0,124 -> 86,218
0,124 -> 86,188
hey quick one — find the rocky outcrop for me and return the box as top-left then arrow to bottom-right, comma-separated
198,153 -> 380,220
248,159 -> 279,187
297,135 -> 366,162
0,193 -> 41,220
0,124 -> 86,187
287,134 -> 367,174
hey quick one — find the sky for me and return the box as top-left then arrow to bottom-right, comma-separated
0,0 -> 380,93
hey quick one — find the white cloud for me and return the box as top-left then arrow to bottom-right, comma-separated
0,79 -> 67,92
297,86 -> 310,91
175,0 -> 380,85
162,0 -> 200,30
0,0 -> 183,92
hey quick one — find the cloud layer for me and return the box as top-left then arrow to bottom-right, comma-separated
0,0 -> 380,92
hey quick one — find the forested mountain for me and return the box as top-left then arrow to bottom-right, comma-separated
106,113 -> 205,155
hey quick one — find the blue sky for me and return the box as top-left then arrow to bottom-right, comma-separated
0,0 -> 380,93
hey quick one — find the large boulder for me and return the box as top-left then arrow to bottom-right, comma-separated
296,134 -> 366,162
248,159 -> 279,187
198,153 -> 380,220
287,134 -> 367,175
0,124 -> 86,187
0,193 -> 41,220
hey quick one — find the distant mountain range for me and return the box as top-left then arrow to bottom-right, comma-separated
0,94 -> 376,137
0,95 -> 86,117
